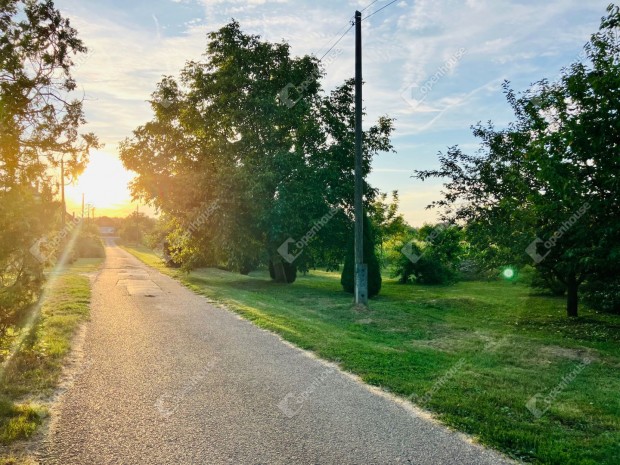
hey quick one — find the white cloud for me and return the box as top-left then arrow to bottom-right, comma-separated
53,0 -> 608,223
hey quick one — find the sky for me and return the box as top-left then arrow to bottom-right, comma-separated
54,0 -> 608,224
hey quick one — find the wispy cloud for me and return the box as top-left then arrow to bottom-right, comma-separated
54,0 -> 607,224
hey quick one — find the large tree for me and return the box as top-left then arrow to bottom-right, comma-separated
120,21 -> 394,281
415,4 -> 620,317
0,0 -> 97,333
1,0 -> 97,187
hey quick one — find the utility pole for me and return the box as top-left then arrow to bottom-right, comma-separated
81,193 -> 85,220
59,156 -> 75,228
135,203 -> 140,244
354,10 -> 368,306
60,158 -> 65,228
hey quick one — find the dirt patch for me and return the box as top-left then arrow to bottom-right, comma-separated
409,332 -> 504,354
409,337 -> 468,353
540,345 -> 598,362
351,303 -> 371,314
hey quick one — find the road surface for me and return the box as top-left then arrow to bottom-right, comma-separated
40,240 -> 515,465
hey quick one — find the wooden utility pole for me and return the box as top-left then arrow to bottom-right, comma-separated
354,10 -> 368,306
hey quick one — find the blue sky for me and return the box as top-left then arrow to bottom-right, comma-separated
54,0 -> 608,224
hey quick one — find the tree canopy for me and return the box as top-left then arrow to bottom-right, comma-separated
120,21 -> 394,281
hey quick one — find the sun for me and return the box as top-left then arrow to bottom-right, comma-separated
65,150 -> 137,217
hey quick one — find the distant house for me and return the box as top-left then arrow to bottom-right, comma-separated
99,226 -> 116,236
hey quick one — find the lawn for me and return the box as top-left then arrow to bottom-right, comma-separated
125,245 -> 619,465
0,258 -> 102,462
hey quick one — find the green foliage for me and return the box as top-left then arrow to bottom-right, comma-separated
118,212 -> 156,246
0,0 -> 96,335
119,21 -> 394,277
415,5 -> 620,316
0,0 -> 97,191
73,233 -> 105,259
0,259 -> 99,447
393,224 -> 465,285
530,268 -> 566,296
341,215 -> 382,297
0,189 -> 49,337
582,277 -> 620,314
0,400 -> 45,444
367,191 -> 410,266
142,216 -> 171,250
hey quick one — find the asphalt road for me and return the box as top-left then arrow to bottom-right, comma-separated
40,241 -> 515,465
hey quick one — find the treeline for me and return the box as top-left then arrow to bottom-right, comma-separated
123,9 -> 620,318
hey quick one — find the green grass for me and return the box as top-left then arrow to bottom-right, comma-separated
0,399 -> 45,443
0,258 -> 102,454
125,245 -> 619,465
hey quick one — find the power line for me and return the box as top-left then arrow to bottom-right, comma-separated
360,0 -> 381,13
317,0 -> 397,63
316,17 -> 354,59
362,0 -> 400,21
319,23 -> 354,61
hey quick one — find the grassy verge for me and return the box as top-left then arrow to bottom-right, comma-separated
0,258 -> 102,460
124,245 -> 619,465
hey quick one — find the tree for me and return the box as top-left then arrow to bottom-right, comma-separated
120,22 -> 394,281
414,5 -> 620,317
1,0 -> 96,335
341,214 -> 382,298
118,212 -> 156,245
367,190 -> 408,264
1,0 -> 97,189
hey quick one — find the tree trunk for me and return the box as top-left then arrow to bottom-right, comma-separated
566,273 -> 579,318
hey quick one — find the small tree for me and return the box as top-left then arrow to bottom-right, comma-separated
367,190 -> 409,264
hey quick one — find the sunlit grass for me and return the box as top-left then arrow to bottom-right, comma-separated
126,245 -> 620,465
0,399 -> 46,443
0,258 -> 102,453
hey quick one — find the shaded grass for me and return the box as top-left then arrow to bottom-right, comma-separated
0,399 -> 45,444
0,258 -> 102,452
124,245 -> 620,465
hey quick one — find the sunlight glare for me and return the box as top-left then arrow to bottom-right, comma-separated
65,151 -> 136,217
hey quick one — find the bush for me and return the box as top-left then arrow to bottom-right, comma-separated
341,215 -> 382,298
458,259 -> 490,281
530,268 -> 566,296
0,188 -> 49,338
0,254 -> 43,337
392,224 -> 464,285
393,246 -> 458,285
74,233 -> 105,259
582,278 -> 620,314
